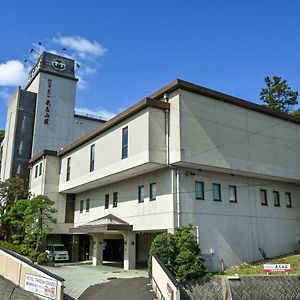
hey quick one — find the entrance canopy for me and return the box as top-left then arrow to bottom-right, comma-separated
70,214 -> 133,234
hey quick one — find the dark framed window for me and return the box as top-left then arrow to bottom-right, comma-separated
273,191 -> 280,207
150,182 -> 156,201
260,189 -> 268,205
65,194 -> 75,223
229,185 -> 237,203
80,200 -> 84,213
195,181 -> 204,200
113,192 -> 118,207
66,157 -> 71,181
90,144 -> 95,172
86,198 -> 90,212
39,163 -> 42,176
122,127 -> 128,159
138,185 -> 145,203
35,165 -> 38,178
105,194 -> 109,209
285,192 -> 292,208
213,183 -> 221,201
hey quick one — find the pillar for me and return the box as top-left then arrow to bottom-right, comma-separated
123,232 -> 136,270
91,233 -> 104,266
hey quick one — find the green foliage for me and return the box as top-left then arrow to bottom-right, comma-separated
260,76 -> 298,113
0,130 -> 4,142
149,224 -> 207,282
0,240 -> 23,255
291,108 -> 300,118
23,196 -> 57,253
37,252 -> 49,264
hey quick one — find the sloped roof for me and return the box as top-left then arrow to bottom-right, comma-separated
70,214 -> 133,233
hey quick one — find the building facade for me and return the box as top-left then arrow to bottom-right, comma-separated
27,79 -> 300,271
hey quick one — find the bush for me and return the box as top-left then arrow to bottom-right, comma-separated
37,252 -> 49,264
28,250 -> 38,262
0,240 -> 23,254
148,224 -> 207,282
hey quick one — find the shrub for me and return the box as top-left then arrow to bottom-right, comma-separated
37,252 -> 49,264
148,224 -> 207,282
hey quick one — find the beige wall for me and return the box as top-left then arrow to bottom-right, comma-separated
59,106 -> 166,193
174,89 -> 300,181
179,167 -> 300,271
74,168 -> 174,232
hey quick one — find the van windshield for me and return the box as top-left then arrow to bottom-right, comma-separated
54,246 -> 66,251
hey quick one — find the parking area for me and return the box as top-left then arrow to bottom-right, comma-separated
44,263 -> 150,299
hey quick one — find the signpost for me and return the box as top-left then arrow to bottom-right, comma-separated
25,274 -> 57,299
263,264 -> 291,275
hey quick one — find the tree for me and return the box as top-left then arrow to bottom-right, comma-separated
260,76 -> 298,113
23,196 -> 57,253
2,199 -> 30,246
0,178 -> 29,214
149,224 -> 207,282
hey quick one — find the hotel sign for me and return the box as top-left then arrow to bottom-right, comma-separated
263,264 -> 291,273
25,274 -> 57,299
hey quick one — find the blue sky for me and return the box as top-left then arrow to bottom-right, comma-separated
1,0 -> 300,129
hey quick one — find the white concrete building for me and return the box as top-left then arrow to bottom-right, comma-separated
27,78 -> 300,271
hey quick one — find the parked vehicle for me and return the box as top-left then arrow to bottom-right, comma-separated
46,244 -> 69,262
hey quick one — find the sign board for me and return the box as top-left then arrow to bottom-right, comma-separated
167,283 -> 174,300
263,264 -> 291,273
25,274 -> 57,299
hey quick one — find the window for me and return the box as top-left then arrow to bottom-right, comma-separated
229,185 -> 237,203
122,127 -> 128,159
138,185 -> 145,203
39,163 -> 42,176
90,144 -> 95,172
66,157 -> 71,181
80,200 -> 84,213
260,189 -> 268,205
195,181 -> 204,200
65,194 -> 75,223
273,191 -> 280,207
105,194 -> 109,209
150,183 -> 156,201
35,165 -> 38,178
113,192 -> 118,207
213,183 -> 221,201
285,192 -> 292,207
86,198 -> 90,212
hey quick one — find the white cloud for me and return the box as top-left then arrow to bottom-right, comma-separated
75,106 -> 117,120
53,35 -> 107,59
0,60 -> 28,86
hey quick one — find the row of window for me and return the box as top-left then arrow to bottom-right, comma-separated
260,189 -> 292,207
195,182 -> 293,207
195,181 -> 238,202
79,182 -> 157,213
34,162 -> 43,178
66,127 -> 129,181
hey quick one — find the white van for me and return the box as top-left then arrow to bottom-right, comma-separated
46,244 -> 69,262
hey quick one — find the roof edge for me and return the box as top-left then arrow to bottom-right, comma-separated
29,150 -> 57,165
150,79 -> 300,125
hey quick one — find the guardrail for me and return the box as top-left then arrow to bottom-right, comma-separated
0,247 -> 65,300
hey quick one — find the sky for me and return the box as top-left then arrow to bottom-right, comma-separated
0,0 -> 300,129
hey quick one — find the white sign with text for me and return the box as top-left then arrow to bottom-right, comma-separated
263,264 -> 291,273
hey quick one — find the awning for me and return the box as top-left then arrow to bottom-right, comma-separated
69,214 -> 133,233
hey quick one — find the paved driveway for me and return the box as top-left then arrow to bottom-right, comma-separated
44,263 -> 150,299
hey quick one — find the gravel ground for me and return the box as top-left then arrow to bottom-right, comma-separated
79,277 -> 155,300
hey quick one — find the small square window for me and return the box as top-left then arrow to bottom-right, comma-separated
273,191 -> 280,207
285,192 -> 292,208
105,194 -> 109,209
150,183 -> 156,201
195,181 -> 204,200
113,192 -> 118,207
229,185 -> 237,203
138,185 -> 144,203
80,200 -> 84,213
213,183 -> 221,201
260,189 -> 268,205
86,198 -> 90,212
